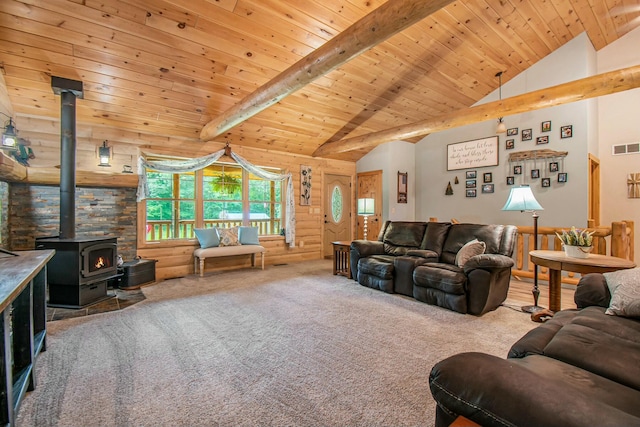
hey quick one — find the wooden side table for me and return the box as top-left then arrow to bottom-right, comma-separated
529,250 -> 636,312
332,241 -> 352,278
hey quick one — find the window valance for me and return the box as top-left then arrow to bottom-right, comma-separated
136,149 -> 296,247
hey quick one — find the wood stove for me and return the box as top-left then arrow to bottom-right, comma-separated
36,236 -> 119,307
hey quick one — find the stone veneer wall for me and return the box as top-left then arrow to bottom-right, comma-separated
0,181 -> 8,249
9,184 -> 137,260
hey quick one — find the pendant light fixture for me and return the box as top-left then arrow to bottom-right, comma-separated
495,71 -> 506,134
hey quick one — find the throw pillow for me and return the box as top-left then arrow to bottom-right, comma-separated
604,268 -> 640,317
194,228 -> 219,248
238,226 -> 260,245
455,239 -> 486,267
218,227 -> 240,247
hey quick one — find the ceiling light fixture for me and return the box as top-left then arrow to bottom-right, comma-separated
98,140 -> 112,167
495,71 -> 506,134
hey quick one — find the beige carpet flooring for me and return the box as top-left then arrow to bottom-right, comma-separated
18,260 -> 538,427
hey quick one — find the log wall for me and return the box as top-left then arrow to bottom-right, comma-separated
136,144 -> 356,280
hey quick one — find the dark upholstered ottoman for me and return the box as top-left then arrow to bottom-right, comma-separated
357,258 -> 394,293
413,263 -> 468,313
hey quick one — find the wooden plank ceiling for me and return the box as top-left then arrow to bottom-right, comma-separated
1,0 -> 639,163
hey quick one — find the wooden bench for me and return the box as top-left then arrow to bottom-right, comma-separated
193,245 -> 265,277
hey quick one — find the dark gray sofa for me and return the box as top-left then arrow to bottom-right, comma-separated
429,272 -> 640,426
350,221 -> 517,315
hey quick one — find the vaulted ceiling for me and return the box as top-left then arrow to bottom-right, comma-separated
1,0 -> 639,163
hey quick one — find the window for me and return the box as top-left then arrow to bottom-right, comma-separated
145,171 -> 195,241
144,161 -> 283,242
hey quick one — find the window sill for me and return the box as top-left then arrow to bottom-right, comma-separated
139,235 -> 284,250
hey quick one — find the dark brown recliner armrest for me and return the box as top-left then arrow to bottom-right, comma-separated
575,273 -> 611,308
349,240 -> 385,281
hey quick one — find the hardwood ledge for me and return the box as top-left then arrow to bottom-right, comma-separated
0,153 -> 138,188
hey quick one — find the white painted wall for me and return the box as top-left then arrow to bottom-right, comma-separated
356,29 -> 640,255
596,26 -> 640,253
356,141 -> 415,221
415,33 -> 596,229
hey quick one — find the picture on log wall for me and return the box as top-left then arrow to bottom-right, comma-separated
300,165 -> 312,205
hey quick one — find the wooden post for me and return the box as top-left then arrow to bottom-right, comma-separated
612,221 -> 635,262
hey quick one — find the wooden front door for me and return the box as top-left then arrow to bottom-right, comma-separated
356,170 -> 382,240
323,174 -> 352,257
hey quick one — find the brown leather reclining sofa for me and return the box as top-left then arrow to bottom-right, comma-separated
429,272 -> 640,426
349,221 -> 517,315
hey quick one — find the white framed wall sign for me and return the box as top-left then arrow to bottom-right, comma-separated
447,136 -> 499,171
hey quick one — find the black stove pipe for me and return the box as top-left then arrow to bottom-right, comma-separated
51,76 -> 83,240
59,91 -> 77,239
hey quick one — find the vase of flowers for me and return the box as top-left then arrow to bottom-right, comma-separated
556,226 -> 594,258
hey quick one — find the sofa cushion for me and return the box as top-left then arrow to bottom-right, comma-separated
194,227 -> 220,248
413,263 -> 467,295
542,306 -> 640,391
382,221 -> 428,256
604,268 -> 640,317
455,239 -> 486,267
358,258 -> 394,280
420,222 -> 451,255
508,310 -> 579,358
238,226 -> 260,245
218,227 -> 240,246
441,224 -> 513,265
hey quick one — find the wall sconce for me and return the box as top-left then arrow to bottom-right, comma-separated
98,140 -> 111,167
1,113 -> 18,151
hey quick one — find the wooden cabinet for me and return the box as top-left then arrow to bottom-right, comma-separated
0,250 -> 54,426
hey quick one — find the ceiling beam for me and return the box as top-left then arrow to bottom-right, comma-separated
199,0 -> 455,142
312,65 -> 640,157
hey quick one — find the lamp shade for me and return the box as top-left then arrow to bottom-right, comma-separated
357,198 -> 375,216
496,118 -> 507,134
502,185 -> 543,212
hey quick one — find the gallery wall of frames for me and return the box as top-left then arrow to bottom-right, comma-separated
446,120 -> 573,197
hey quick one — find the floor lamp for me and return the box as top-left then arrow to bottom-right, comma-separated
502,185 -> 544,313
357,198 -> 375,240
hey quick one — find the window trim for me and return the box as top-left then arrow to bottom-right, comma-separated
139,162 -> 285,247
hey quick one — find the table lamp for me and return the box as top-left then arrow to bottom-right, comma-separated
502,185 -> 544,313
357,198 -> 375,240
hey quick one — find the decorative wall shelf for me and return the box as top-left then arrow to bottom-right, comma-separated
508,149 -> 568,162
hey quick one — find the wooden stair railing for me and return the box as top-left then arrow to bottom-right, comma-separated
512,220 -> 634,285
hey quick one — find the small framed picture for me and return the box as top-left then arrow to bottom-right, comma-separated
521,129 -> 533,141
541,177 -> 551,187
482,184 -> 494,193
506,176 -> 515,185
549,162 -> 559,172
513,165 -> 522,175
541,121 -> 552,132
505,139 -> 515,150
483,172 -> 492,183
536,135 -> 549,145
531,169 -> 540,179
466,180 -> 476,188
558,172 -> 568,183
561,125 -> 573,139
466,189 -> 477,198
507,127 -> 518,136
466,170 -> 477,179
